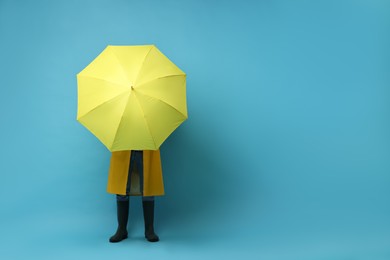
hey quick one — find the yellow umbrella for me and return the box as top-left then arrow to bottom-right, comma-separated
77,45 -> 187,151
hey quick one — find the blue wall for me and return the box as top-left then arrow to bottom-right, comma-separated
0,0 -> 389,259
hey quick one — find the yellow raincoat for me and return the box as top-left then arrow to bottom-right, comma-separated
107,150 -> 164,196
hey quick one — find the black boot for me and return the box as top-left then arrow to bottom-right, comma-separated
142,200 -> 159,242
109,200 -> 129,243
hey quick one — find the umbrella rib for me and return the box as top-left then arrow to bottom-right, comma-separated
133,46 -> 154,85
136,74 -> 185,89
111,99 -> 130,150
77,90 -> 130,120
135,85 -> 188,118
108,48 -> 139,84
78,74 -> 126,87
132,92 -> 157,148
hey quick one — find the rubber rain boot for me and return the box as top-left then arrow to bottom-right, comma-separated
142,200 -> 159,242
109,200 -> 129,243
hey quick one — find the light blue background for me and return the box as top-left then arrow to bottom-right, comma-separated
0,0 -> 389,259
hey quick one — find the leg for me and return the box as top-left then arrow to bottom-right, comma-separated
109,195 -> 129,243
142,196 -> 159,242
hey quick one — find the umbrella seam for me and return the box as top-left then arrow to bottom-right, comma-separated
136,82 -> 188,118
78,74 -> 128,88
132,91 -> 157,148
111,101 -> 130,150
133,46 -> 154,86
108,48 -> 134,85
136,74 -> 186,89
77,90 -> 129,121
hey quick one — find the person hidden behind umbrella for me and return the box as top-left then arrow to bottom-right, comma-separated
107,150 -> 165,243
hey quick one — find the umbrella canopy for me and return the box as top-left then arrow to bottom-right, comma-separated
77,45 -> 187,151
